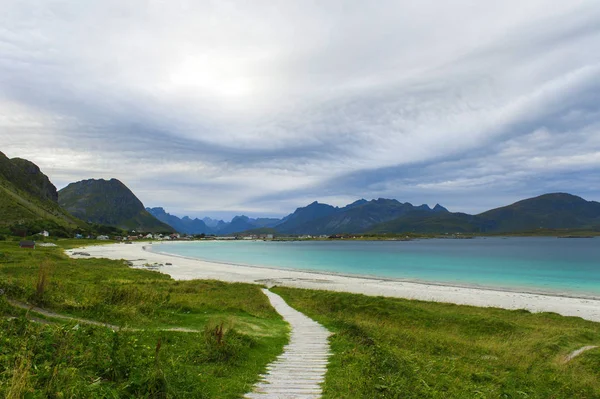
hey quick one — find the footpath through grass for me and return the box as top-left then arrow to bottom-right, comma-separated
0,240 -> 288,398
273,287 -> 600,399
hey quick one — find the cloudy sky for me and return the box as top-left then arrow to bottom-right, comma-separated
1,1 -> 599,219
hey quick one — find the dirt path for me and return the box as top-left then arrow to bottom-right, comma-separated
563,345 -> 598,363
7,299 -> 201,333
245,289 -> 331,399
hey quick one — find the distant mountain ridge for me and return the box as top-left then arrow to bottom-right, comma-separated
151,193 -> 599,236
58,178 -> 174,232
147,207 -> 212,234
150,198 -> 450,235
146,208 -> 283,235
276,198 -> 449,235
370,193 -> 600,234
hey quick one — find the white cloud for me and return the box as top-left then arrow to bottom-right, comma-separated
1,0 -> 599,218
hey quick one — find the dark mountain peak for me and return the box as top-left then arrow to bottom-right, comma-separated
59,179 -> 173,232
433,204 -> 449,213
2,155 -> 59,203
232,215 -> 250,222
415,204 -> 431,211
68,177 -> 128,192
275,200 -> 339,233
372,198 -> 401,205
522,192 -> 589,205
347,199 -> 368,207
10,157 -> 41,173
0,150 -> 81,229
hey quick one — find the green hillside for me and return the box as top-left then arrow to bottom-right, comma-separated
58,178 -> 174,233
478,193 -> 600,232
369,193 -> 600,234
0,151 -> 85,235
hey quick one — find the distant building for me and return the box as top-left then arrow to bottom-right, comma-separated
39,231 -> 49,237
97,235 -> 109,240
19,241 -> 36,249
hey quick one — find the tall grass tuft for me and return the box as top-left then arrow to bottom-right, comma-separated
6,355 -> 32,399
33,259 -> 52,304
134,337 -> 169,398
214,322 -> 224,346
203,322 -> 256,363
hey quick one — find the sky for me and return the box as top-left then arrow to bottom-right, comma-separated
1,1 -> 599,220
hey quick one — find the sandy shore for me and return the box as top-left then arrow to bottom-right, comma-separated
66,242 -> 600,323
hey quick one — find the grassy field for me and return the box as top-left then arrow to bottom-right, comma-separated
272,287 -> 600,399
0,240 -> 288,398
2,238 -> 600,398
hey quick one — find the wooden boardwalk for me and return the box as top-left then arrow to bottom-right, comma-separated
245,289 -> 331,399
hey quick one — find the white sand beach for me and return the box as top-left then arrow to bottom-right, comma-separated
66,242 -> 600,323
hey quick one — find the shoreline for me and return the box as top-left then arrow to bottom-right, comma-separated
65,242 -> 600,323
147,245 -> 600,301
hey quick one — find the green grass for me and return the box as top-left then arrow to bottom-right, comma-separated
0,241 -> 288,398
3,238 -> 600,397
272,287 -> 600,399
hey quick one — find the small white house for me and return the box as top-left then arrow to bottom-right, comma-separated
40,231 -> 50,237
144,233 -> 153,239
97,235 -> 109,240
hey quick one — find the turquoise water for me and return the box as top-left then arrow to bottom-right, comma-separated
154,237 -> 600,297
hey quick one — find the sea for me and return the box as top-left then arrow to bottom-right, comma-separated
153,237 -> 600,298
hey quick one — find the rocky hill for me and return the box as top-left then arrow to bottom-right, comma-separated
59,178 -> 173,232
0,150 -> 83,234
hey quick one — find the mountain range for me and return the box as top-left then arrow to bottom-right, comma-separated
3,150 -> 599,237
150,193 -> 600,236
146,207 -> 282,235
371,193 -> 600,234
275,199 -> 448,235
147,198 -> 451,235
